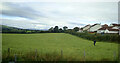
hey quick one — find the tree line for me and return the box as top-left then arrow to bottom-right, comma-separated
48,26 -> 68,33
1,25 -> 80,33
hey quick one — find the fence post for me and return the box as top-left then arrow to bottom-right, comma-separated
20,51 -> 22,56
14,54 -> 17,62
113,51 -> 116,60
61,50 -> 63,58
35,49 -> 37,61
84,49 -> 86,61
8,48 -> 10,58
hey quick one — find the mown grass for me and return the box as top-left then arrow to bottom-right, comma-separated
2,33 -> 119,61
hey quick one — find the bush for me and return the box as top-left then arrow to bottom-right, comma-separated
65,31 -> 119,43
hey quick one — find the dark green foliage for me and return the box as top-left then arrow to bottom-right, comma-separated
63,26 -> 68,31
65,31 -> 119,43
73,27 -> 79,32
48,26 -> 65,33
48,27 -> 54,33
59,28 -> 63,33
53,26 -> 59,33
1,25 -> 69,33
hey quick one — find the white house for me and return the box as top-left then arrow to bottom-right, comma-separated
97,26 -> 119,33
89,23 -> 102,32
119,28 -> 120,35
110,23 -> 120,26
110,23 -> 120,34
106,29 -> 119,33
77,24 -> 91,32
78,23 -> 120,34
82,24 -> 91,31
112,27 -> 119,29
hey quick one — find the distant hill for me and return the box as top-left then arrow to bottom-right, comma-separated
0,25 -> 43,33
1,25 -> 25,33
1,25 -> 23,30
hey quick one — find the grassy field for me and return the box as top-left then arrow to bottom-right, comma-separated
2,33 -> 118,61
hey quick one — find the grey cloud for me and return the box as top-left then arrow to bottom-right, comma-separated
69,22 -> 86,26
1,2 -> 118,29
1,2 -> 45,20
32,23 -> 47,25
1,18 -> 35,29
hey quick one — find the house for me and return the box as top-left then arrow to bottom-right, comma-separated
119,28 -> 120,35
89,23 -> 102,32
82,24 -> 91,31
110,23 -> 120,34
77,23 -> 120,34
110,23 -> 120,26
77,24 -> 91,33
97,27 -> 119,33
97,24 -> 120,34
110,24 -> 120,29
102,24 -> 108,27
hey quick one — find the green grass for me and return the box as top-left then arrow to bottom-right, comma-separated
2,33 -> 119,61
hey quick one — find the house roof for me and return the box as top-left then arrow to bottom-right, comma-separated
107,29 -> 119,31
102,24 -> 108,27
91,23 -> 101,27
98,26 -> 119,31
111,24 -> 120,26
91,24 -> 97,27
98,26 -> 112,30
83,25 -> 90,28
98,28 -> 107,30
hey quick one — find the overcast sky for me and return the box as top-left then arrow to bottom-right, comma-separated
0,2 -> 118,30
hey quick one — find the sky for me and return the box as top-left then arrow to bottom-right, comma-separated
0,2 -> 118,30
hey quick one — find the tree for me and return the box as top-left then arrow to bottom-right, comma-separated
49,27 -> 54,32
59,28 -> 63,33
63,26 -> 68,31
73,27 -> 79,32
54,26 -> 59,33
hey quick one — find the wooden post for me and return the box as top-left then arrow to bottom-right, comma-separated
113,51 -> 116,60
8,48 -> 10,53
14,54 -> 17,62
61,50 -> 63,58
35,49 -> 37,61
84,50 -> 86,61
20,52 -> 22,56
8,48 -> 10,58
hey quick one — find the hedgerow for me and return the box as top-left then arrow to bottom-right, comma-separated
65,31 -> 119,43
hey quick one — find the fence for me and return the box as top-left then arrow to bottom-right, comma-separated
2,48 -> 118,62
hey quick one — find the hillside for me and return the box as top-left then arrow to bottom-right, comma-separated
0,25 -> 41,33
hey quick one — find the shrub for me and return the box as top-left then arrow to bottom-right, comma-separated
65,31 -> 119,43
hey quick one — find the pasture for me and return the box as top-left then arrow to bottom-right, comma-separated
2,33 -> 118,61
